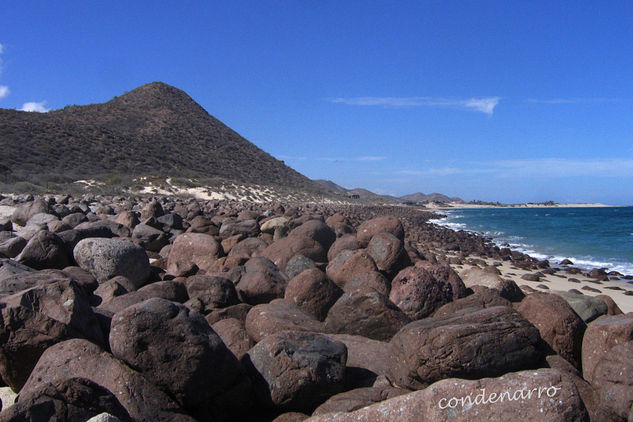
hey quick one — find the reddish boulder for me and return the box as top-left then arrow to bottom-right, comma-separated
324,288 -> 410,341
582,313 -> 633,384
185,275 -> 239,311
304,369 -> 588,422
312,384 -> 408,416
515,292 -> 586,369
19,339 -> 192,422
236,257 -> 288,305
245,299 -> 323,342
109,298 -> 250,420
389,265 -> 466,320
432,286 -> 510,317
212,318 -> 253,360
166,233 -> 221,275
243,331 -> 347,412
366,232 -> 411,277
327,235 -> 360,262
590,341 -> 633,420
97,280 -> 188,314
16,230 -> 70,270
388,306 -> 543,389
284,268 -> 342,321
356,217 -> 404,247
262,236 -> 327,272
458,266 -> 525,302
343,271 -> 391,297
326,250 -> 378,288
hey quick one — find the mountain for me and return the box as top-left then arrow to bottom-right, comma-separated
314,179 -> 348,195
400,192 -> 464,203
0,82 -> 321,192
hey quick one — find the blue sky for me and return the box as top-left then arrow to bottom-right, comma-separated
1,1 -> 632,204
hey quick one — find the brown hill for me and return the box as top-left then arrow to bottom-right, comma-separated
0,82 -> 322,192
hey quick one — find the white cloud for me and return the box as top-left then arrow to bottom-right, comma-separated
0,43 -> 3,54
20,101 -> 49,112
0,86 -> 8,99
330,96 -> 501,115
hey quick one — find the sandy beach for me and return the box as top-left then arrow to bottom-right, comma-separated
449,256 -> 633,313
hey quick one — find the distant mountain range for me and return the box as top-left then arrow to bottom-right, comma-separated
314,180 -> 463,204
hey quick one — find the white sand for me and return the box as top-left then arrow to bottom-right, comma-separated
451,258 -> 633,313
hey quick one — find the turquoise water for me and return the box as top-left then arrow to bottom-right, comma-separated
429,207 -> 633,275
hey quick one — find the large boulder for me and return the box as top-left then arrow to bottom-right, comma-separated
288,220 -> 336,252
432,286 -> 510,317
262,236 -> 327,272
243,331 -> 347,412
245,299 -> 323,342
582,313 -> 633,384
0,280 -> 105,391
356,217 -> 404,247
389,265 -> 466,320
327,334 -> 392,385
185,275 -> 239,311
366,232 -> 410,277
312,384 -> 408,416
109,298 -> 250,420
324,288 -> 410,341
553,291 -> 608,322
73,238 -> 150,289
11,199 -> 49,227
211,318 -> 254,360
343,271 -> 391,297
284,269 -> 342,321
458,266 -> 524,302
0,236 -> 27,259
388,306 -> 543,389
166,233 -> 221,275
515,292 -> 586,369
590,341 -> 633,420
236,257 -> 289,305
131,224 -> 169,252
326,250 -> 378,288
16,230 -> 70,270
327,235 -> 360,262
97,280 -> 188,314
303,369 -> 588,422
19,339 -> 192,422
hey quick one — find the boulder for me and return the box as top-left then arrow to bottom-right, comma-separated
11,199 -> 49,227
166,233 -> 221,275
389,265 -> 466,320
17,340 -> 202,421
0,280 -> 105,391
582,313 -> 633,384
458,266 -> 525,302
243,331 -> 347,412
16,230 -> 70,270
236,257 -> 288,305
288,220 -> 336,251
97,280 -> 188,314
303,369 -> 588,422
356,217 -> 404,247
0,237 -> 26,259
211,318 -> 253,360
326,250 -> 378,288
73,238 -> 149,289
260,216 -> 290,234
327,334 -> 391,385
227,237 -> 268,259
590,341 -> 633,420
262,236 -> 327,272
553,290 -> 608,322
219,219 -> 260,239
515,292 -> 586,369
131,224 -> 169,252
284,268 -> 342,321
109,298 -> 249,420
0,378 -> 132,422
185,275 -> 239,311
432,286 -> 510,317
140,200 -> 164,220
245,299 -> 323,342
312,384 -> 408,416
366,232 -> 411,277
324,288 -> 410,341
388,306 -> 543,389
343,271 -> 391,297
327,235 -> 360,262
284,255 -> 317,280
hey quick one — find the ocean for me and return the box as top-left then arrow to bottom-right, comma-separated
429,206 -> 633,276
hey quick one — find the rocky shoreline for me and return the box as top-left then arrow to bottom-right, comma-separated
0,192 -> 631,421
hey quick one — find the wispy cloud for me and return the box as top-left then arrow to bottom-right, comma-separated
400,158 -> 633,179
0,42 -> 8,99
20,101 -> 49,113
330,96 -> 500,115
526,98 -> 617,105
355,156 -> 387,161
277,155 -> 307,161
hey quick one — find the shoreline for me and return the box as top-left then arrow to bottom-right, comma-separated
424,208 -> 633,313
427,202 -> 620,210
